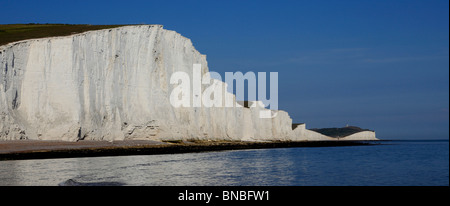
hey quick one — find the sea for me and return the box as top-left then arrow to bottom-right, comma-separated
0,140 -> 448,186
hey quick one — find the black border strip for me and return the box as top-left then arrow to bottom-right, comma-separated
0,186 -> 448,205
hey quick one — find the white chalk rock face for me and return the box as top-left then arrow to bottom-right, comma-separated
0,25 -> 292,141
0,25 -> 378,142
339,131 -> 378,141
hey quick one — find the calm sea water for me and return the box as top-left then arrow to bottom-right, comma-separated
0,140 -> 448,186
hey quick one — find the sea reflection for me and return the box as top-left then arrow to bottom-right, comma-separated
0,149 -> 297,186
1,141 -> 448,186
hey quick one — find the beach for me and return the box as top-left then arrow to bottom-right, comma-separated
0,140 -> 377,160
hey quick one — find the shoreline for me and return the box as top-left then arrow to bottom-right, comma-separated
0,140 -> 380,161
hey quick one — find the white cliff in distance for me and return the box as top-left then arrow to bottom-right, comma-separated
0,25 -> 378,141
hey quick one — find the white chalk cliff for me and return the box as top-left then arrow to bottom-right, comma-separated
0,25 -> 377,141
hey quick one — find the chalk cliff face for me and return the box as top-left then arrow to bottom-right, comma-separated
0,25 -> 377,141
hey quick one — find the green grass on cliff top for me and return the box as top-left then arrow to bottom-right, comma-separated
0,24 -> 127,46
310,126 -> 374,138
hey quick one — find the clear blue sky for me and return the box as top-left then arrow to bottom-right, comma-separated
2,0 -> 449,139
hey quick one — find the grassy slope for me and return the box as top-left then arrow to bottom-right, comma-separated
310,126 -> 373,138
0,24 -> 127,46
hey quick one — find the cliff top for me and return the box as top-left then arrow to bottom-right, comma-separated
0,24 -> 129,46
310,126 -> 374,138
